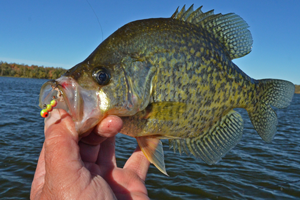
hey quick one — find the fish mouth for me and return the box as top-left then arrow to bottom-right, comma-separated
39,76 -> 102,135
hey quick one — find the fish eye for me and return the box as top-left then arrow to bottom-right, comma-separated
92,67 -> 111,85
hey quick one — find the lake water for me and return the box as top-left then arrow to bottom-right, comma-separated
0,76 -> 299,199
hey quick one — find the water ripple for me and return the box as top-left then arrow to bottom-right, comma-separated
0,77 -> 299,199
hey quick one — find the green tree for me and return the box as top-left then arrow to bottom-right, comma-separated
295,85 -> 300,94
0,61 -> 3,76
0,61 -> 66,79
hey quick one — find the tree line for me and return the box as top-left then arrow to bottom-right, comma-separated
0,61 -> 66,79
1,61 -> 299,93
295,85 -> 300,94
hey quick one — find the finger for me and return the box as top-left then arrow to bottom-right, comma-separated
30,145 -> 46,199
43,109 -> 85,193
80,131 -> 107,146
80,115 -> 122,145
31,109 -> 69,199
79,141 -> 100,163
44,109 -> 68,132
95,115 -> 123,138
97,136 -> 117,174
124,145 -> 150,181
79,115 -> 122,164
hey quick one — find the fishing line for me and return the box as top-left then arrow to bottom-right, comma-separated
35,98 -> 41,110
85,0 -> 104,42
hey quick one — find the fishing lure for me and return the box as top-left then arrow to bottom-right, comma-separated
40,99 -> 57,118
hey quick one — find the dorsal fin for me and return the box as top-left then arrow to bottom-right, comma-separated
171,5 -> 253,60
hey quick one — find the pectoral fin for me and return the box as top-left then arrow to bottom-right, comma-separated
136,136 -> 168,176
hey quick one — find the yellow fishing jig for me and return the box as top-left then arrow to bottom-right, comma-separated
40,99 -> 57,118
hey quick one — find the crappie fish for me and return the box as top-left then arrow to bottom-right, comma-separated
39,5 -> 295,175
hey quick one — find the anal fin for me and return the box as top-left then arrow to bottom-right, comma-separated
169,110 -> 244,164
136,136 -> 168,175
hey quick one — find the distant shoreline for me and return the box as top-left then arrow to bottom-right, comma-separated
0,75 -> 49,80
0,61 -> 66,80
2,75 -> 300,94
295,85 -> 300,94
1,61 -> 299,94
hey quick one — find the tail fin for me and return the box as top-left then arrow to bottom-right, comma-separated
248,79 -> 294,142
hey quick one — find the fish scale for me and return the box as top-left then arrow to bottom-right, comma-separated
39,5 -> 295,175
117,10 -> 293,174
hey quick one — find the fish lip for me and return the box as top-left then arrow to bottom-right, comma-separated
39,77 -> 76,119
39,76 -> 102,135
39,79 -> 66,109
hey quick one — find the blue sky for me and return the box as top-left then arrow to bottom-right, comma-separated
1,0 -> 299,84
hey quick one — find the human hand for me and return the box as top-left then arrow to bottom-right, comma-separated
31,109 -> 150,200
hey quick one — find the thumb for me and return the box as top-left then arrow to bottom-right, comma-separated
42,109 -> 85,196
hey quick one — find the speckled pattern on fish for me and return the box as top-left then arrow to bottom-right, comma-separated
39,5 -> 295,175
